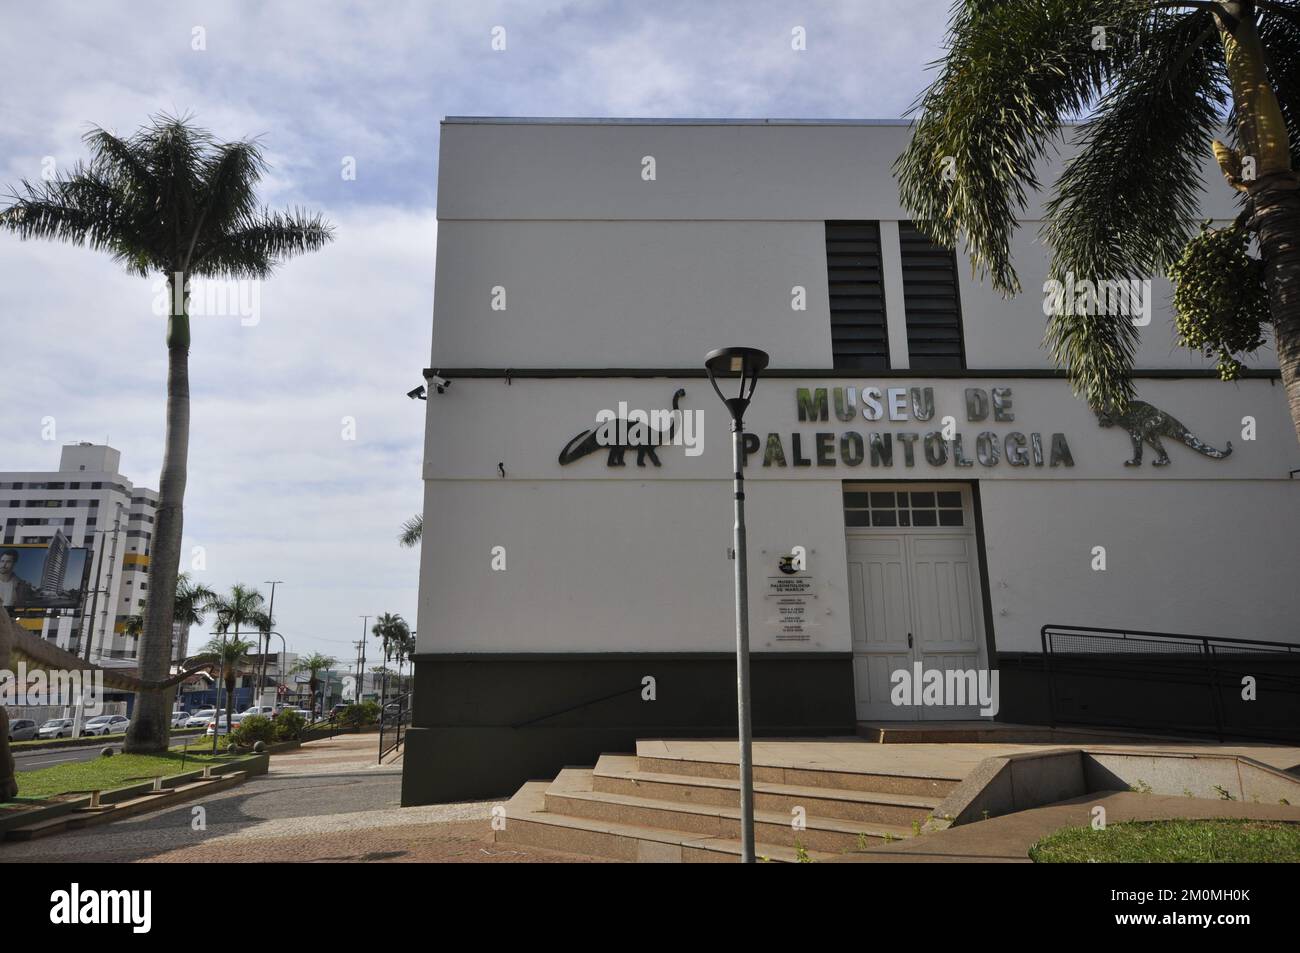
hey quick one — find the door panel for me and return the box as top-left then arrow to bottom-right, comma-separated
847,535 -> 915,720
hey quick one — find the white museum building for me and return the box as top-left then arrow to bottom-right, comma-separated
404,118 -> 1300,804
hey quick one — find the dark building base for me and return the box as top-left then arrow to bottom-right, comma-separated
996,652 -> 1300,743
401,652 -> 855,805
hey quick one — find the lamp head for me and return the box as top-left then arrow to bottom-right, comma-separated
704,346 -> 769,423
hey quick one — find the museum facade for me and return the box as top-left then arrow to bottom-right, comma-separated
403,118 -> 1300,805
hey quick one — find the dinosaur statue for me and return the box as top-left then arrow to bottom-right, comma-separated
558,388 -> 687,467
0,607 -> 210,800
1095,400 -> 1233,467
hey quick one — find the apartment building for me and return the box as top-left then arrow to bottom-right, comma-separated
1,442 -> 157,665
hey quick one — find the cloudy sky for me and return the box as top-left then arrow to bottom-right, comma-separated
0,1 -> 952,661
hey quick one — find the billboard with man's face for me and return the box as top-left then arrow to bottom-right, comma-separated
0,534 -> 91,610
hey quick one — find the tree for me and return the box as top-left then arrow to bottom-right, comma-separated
173,573 -> 218,664
0,114 -> 333,753
291,652 -> 338,718
370,613 -> 410,705
398,514 -> 423,548
895,0 -> 1300,439
127,572 -> 218,660
187,634 -> 255,750
205,584 -> 265,743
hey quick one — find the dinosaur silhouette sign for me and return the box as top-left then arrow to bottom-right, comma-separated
559,388 -> 688,467
1095,400 -> 1232,467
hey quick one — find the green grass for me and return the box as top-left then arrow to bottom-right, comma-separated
11,749 -> 230,800
1029,819 -> 1300,863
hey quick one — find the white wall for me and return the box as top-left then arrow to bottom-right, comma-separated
980,480 -> 1300,652
416,478 -> 852,655
431,221 -> 831,368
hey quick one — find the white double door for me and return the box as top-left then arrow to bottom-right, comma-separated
845,484 -> 988,721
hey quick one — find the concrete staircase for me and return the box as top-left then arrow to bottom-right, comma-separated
495,744 -> 959,862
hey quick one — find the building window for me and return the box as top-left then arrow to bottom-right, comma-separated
825,221 -> 889,370
899,222 -> 965,370
843,488 -> 965,528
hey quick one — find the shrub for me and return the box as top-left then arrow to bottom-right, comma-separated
230,715 -> 275,747
273,709 -> 306,741
340,701 -> 380,727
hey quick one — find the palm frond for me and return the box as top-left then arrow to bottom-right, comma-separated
192,207 -> 335,277
398,514 -> 423,548
895,0 -> 1143,294
1044,7 -> 1228,410
1258,2 -> 1300,167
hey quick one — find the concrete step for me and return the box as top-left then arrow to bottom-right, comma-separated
636,753 -> 958,799
593,754 -> 938,827
495,781 -> 835,863
545,768 -> 914,853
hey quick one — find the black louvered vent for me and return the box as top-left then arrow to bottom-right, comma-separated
825,221 -> 889,370
899,222 -> 965,370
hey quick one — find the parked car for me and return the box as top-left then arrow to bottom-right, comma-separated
82,714 -> 130,737
170,711 -> 192,728
184,709 -> 217,729
238,706 -> 276,719
37,718 -> 76,739
7,718 -> 38,741
205,713 -> 248,736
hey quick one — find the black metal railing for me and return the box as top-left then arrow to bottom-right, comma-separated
378,692 -> 412,763
1041,624 -> 1300,741
509,684 -> 644,730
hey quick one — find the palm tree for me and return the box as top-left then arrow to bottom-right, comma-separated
895,0 -> 1300,440
187,634 -> 256,750
0,114 -> 333,753
370,613 -> 410,705
250,609 -> 275,710
398,514 -> 423,548
173,573 -> 217,664
291,652 -> 338,719
207,584 -> 265,732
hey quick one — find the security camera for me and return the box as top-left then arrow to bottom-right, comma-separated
428,374 -> 451,394
406,385 -> 427,401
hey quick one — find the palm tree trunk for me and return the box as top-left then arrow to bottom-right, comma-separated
1251,182 -> 1300,440
125,280 -> 190,753
1216,3 -> 1300,441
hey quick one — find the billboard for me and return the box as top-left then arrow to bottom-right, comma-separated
0,532 -> 91,610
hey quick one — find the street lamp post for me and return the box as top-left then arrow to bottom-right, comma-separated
704,345 -> 769,864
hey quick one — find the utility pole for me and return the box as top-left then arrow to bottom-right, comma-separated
260,581 -> 283,707
357,615 -> 370,702
80,502 -> 123,663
